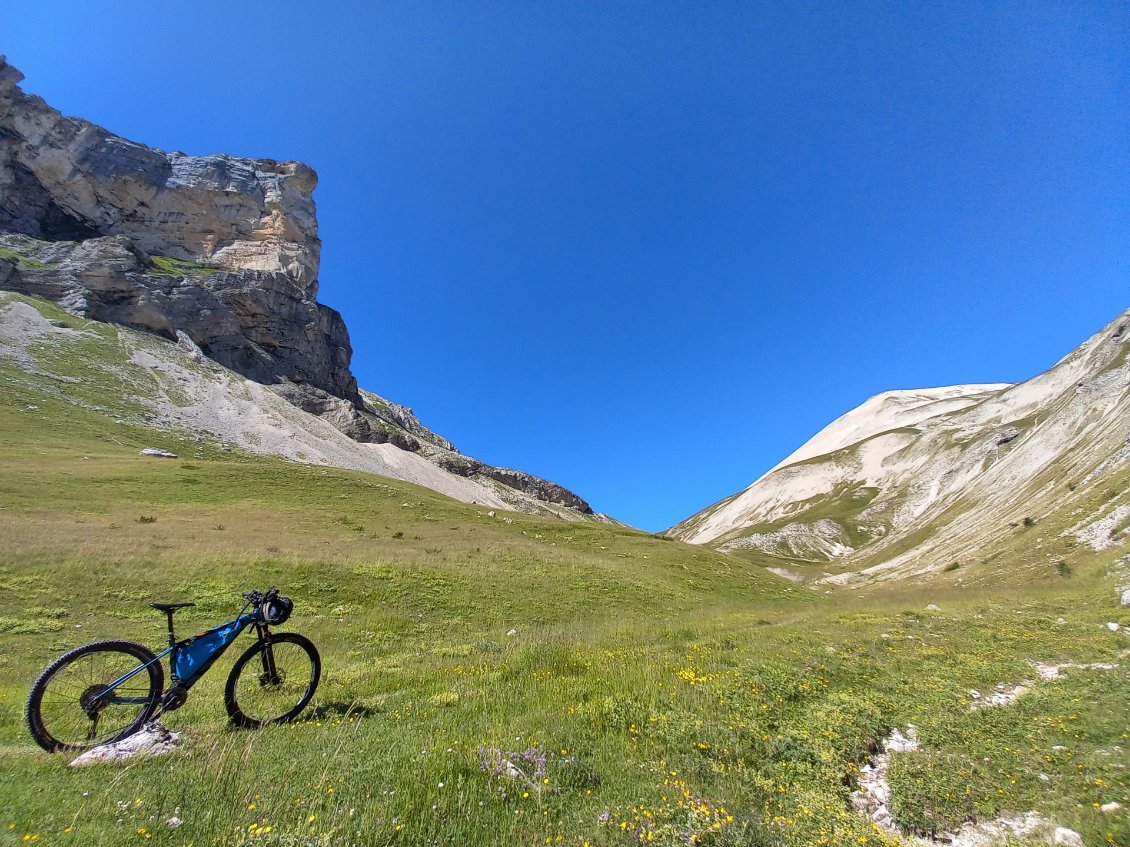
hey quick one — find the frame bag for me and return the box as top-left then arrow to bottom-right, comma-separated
174,615 -> 254,685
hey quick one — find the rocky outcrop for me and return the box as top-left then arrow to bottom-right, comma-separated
0,232 -> 357,399
0,59 -> 318,286
360,389 -> 456,452
438,457 -> 594,514
0,56 -> 356,402
270,383 -> 422,451
0,57 -> 595,516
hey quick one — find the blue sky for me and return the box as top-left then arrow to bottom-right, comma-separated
5,2 -> 1128,530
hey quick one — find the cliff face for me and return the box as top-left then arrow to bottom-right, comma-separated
0,56 -> 357,402
0,57 -> 594,516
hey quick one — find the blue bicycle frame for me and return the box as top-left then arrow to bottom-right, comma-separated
96,612 -> 257,706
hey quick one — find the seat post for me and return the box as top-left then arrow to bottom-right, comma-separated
164,610 -> 177,648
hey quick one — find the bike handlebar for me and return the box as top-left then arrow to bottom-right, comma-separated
241,587 -> 279,605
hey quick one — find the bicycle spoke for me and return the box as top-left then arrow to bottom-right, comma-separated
229,638 -> 318,726
28,643 -> 162,751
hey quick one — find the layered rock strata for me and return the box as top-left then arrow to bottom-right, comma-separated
0,56 -> 354,401
0,56 -> 592,515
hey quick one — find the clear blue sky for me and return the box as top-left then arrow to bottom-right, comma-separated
5,2 -> 1128,530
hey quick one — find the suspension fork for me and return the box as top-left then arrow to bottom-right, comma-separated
256,622 -> 281,685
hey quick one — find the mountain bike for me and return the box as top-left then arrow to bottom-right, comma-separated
25,588 -> 321,753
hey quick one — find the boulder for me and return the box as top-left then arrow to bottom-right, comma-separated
140,447 -> 178,458
69,722 -> 180,766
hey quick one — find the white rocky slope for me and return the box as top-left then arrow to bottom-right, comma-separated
680,383 -> 1010,547
0,292 -> 594,520
669,308 -> 1130,581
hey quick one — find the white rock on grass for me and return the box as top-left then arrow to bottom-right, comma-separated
850,725 -> 919,834
1101,802 -> 1123,813
69,722 -> 180,766
1033,661 -> 1063,681
970,680 -> 1031,710
971,660 -> 1122,711
1107,622 -> 1121,632
849,731 -> 1070,847
946,812 -> 1048,847
139,447 -> 178,459
1053,827 -> 1085,847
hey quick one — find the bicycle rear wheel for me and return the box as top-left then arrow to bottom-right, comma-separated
225,632 -> 320,728
25,640 -> 164,753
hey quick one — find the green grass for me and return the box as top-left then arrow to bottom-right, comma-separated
0,293 -> 1127,847
0,245 -> 52,270
146,255 -> 218,277
1102,334 -> 1129,374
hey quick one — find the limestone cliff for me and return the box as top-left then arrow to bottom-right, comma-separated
0,56 -> 593,516
0,56 -> 356,402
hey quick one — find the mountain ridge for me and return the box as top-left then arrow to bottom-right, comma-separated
670,307 -> 1130,587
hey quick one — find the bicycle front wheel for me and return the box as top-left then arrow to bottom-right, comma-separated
25,640 -> 164,753
225,633 -> 320,728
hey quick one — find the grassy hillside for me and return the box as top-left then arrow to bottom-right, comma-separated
0,294 -> 1127,847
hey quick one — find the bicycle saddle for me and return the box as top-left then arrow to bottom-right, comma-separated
149,602 -> 196,612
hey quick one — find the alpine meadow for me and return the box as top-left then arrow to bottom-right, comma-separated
1,10 -> 1129,847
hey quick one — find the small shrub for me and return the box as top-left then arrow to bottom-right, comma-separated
335,515 -> 364,532
1055,560 -> 1072,577
944,562 -> 961,572
392,531 -> 404,539
136,515 -> 157,524
1022,516 -> 1036,527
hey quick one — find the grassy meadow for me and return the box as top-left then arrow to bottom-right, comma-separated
0,293 -> 1128,846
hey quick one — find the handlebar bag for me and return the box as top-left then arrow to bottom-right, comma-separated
174,613 -> 256,686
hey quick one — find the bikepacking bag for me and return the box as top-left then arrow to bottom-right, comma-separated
174,614 -> 255,685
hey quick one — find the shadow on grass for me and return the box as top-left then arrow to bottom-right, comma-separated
303,700 -> 382,720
